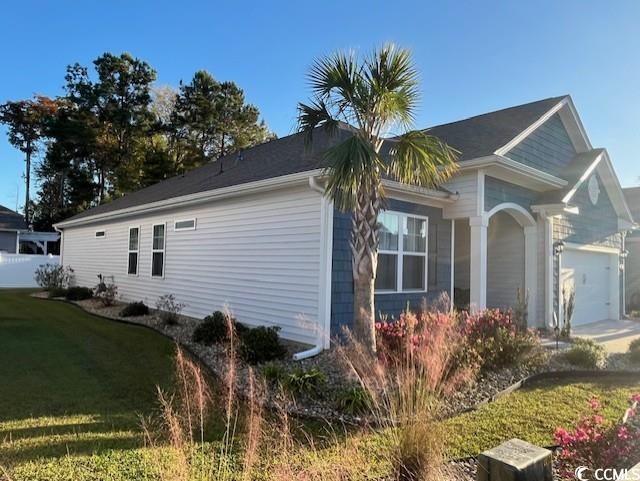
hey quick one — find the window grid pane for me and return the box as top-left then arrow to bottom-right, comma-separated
128,252 -> 138,275
378,212 -> 399,251
403,255 -> 425,291
153,225 -> 165,250
129,228 -> 139,251
375,254 -> 397,291
152,252 -> 164,277
403,217 -> 426,253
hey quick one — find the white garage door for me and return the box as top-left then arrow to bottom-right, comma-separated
561,249 -> 615,325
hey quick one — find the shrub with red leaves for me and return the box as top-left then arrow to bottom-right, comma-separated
555,395 -> 640,480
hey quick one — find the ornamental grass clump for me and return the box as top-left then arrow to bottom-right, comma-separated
340,307 -> 476,481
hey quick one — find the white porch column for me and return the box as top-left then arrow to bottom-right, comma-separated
524,225 -> 538,326
543,214 -> 555,329
469,215 -> 488,311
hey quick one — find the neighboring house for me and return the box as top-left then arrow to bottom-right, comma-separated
54,95 -> 634,350
623,187 -> 640,311
0,205 -> 61,288
0,205 -> 60,255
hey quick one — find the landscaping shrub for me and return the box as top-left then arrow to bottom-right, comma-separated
155,294 -> 185,325
628,338 -> 640,365
239,326 -> 287,364
94,275 -> 118,307
34,264 -> 74,290
336,386 -> 372,415
119,301 -> 149,317
282,368 -> 326,398
191,311 -> 248,345
462,309 -> 543,371
555,394 -> 640,478
65,286 -> 93,301
562,338 -> 607,369
47,287 -> 68,298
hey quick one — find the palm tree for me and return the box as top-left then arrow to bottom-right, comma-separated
298,45 -> 458,353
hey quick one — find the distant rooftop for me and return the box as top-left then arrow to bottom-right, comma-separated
0,205 -> 27,231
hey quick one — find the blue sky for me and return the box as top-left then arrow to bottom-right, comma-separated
1,0 -> 639,210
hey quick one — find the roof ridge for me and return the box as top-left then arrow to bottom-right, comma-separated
423,95 -> 568,131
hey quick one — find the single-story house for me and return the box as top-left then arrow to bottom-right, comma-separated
0,205 -> 60,255
623,187 -> 640,311
54,95 -> 636,350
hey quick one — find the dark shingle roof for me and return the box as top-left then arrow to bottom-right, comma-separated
61,96 -> 568,224
424,96 -> 567,161
536,149 -> 605,204
0,205 -> 27,230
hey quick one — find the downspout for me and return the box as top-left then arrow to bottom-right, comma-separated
53,225 -> 64,266
294,176 -> 331,361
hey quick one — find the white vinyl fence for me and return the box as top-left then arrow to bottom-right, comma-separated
0,253 -> 60,288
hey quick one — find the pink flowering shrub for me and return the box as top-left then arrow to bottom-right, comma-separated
555,395 -> 640,480
462,309 -> 544,371
375,307 -> 544,374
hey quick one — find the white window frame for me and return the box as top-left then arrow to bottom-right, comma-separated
174,218 -> 196,231
127,226 -> 140,276
375,211 -> 429,294
151,223 -> 166,278
95,230 -> 106,238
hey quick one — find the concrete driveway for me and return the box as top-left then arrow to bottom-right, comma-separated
573,318 -> 640,353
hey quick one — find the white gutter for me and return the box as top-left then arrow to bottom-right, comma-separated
294,175 -> 332,361
457,154 -> 568,189
55,169 -> 324,229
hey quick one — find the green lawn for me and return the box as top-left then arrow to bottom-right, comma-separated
0,290 -> 176,479
2,289 -> 640,480
445,376 -> 640,458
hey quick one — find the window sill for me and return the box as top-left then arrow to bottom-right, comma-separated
374,289 -> 428,295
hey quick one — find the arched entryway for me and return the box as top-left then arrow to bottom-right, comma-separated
485,203 -> 537,316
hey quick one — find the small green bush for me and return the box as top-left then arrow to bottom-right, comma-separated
48,287 -> 68,299
192,311 -> 228,345
628,338 -> 640,365
34,264 -> 74,290
120,302 -> 149,317
336,386 -> 372,415
283,368 -> 327,397
563,338 -> 607,369
260,362 -> 287,384
65,286 -> 93,301
239,326 -> 287,365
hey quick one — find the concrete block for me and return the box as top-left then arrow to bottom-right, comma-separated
477,439 -> 553,481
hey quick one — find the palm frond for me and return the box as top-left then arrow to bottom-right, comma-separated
365,45 -> 420,129
308,51 -> 360,102
386,131 -> 459,188
297,99 -> 339,144
323,134 -> 384,211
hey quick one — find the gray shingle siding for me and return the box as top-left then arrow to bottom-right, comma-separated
485,176 -> 538,212
506,114 -> 576,177
0,231 -> 17,253
330,199 -> 452,337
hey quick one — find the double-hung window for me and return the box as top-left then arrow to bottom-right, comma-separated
128,227 -> 140,275
375,212 -> 428,293
151,224 -> 166,277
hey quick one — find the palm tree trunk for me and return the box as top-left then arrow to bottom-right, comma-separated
350,188 -> 380,353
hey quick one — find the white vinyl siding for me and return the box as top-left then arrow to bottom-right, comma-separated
61,185 -> 323,345
443,172 -> 481,219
